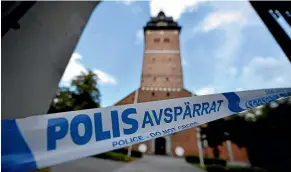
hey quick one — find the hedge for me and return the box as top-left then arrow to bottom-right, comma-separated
185,155 -> 227,166
206,165 -> 269,172
93,148 -> 143,162
206,165 -> 225,172
204,157 -> 227,166
93,152 -> 133,162
113,148 -> 143,158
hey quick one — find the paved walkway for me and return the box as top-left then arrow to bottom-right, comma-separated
114,155 -> 205,172
51,157 -> 126,172
52,155 -> 205,172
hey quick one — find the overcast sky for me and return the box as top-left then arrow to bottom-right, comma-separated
59,0 -> 291,107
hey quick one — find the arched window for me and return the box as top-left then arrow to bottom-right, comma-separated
153,77 -> 156,81
166,92 -> 170,97
166,77 -> 169,81
154,38 -> 160,43
164,38 -> 170,43
152,92 -> 155,96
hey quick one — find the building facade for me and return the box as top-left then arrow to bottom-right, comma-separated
115,12 -> 248,164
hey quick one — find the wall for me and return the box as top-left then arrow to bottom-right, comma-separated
141,30 -> 183,89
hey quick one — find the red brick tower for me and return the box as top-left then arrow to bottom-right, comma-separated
115,11 -> 194,156
115,12 -> 248,164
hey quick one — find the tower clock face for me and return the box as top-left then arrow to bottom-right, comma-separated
157,22 -> 168,27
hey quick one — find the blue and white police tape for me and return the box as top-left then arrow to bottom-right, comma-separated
2,88 -> 291,171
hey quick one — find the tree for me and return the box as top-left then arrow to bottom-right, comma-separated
48,70 -> 101,113
201,118 -> 227,158
226,99 -> 291,171
48,87 -> 74,113
201,98 -> 291,171
71,71 -> 100,110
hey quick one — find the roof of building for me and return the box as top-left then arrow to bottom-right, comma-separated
144,11 -> 181,31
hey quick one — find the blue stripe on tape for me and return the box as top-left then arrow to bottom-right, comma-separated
222,92 -> 246,113
1,119 -> 37,172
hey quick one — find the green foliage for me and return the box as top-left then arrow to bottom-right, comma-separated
192,163 -> 206,170
202,98 -> 291,171
206,165 -> 226,172
93,152 -> 134,162
224,115 -> 251,148
93,148 -> 143,162
185,155 -> 200,163
93,149 -> 142,162
48,70 -> 101,113
32,168 -> 51,172
201,118 -> 227,158
185,155 -> 226,166
206,165 -> 269,172
113,148 -> 143,158
48,87 -> 75,113
71,71 -> 100,110
204,157 -> 227,167
227,100 -> 291,171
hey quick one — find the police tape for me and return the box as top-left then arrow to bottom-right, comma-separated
2,88 -> 291,171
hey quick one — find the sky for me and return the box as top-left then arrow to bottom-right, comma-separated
59,0 -> 291,108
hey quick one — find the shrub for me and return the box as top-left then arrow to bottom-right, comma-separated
113,148 -> 127,154
113,148 -> 143,158
205,165 -> 269,172
185,155 -> 226,166
226,167 -> 268,172
93,148 -> 142,162
131,150 -> 143,158
185,155 -> 200,163
206,165 -> 226,172
94,152 -> 132,162
204,157 -> 227,166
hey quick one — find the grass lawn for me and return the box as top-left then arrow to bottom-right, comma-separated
94,151 -> 138,162
192,163 -> 206,170
32,168 -> 51,172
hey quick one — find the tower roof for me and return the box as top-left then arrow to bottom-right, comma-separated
144,11 -> 181,31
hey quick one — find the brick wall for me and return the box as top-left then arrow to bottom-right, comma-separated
203,142 -> 249,162
144,30 -> 180,50
141,30 -> 183,89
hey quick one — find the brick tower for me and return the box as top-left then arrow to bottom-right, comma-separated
115,12 -> 249,163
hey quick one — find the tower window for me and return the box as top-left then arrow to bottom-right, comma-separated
166,77 -> 169,81
167,92 -> 170,97
154,38 -> 160,43
153,77 -> 156,81
152,92 -> 155,96
153,58 -> 155,62
169,58 -> 171,61
164,38 -> 170,43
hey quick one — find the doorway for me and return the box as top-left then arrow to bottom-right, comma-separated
155,137 -> 166,155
